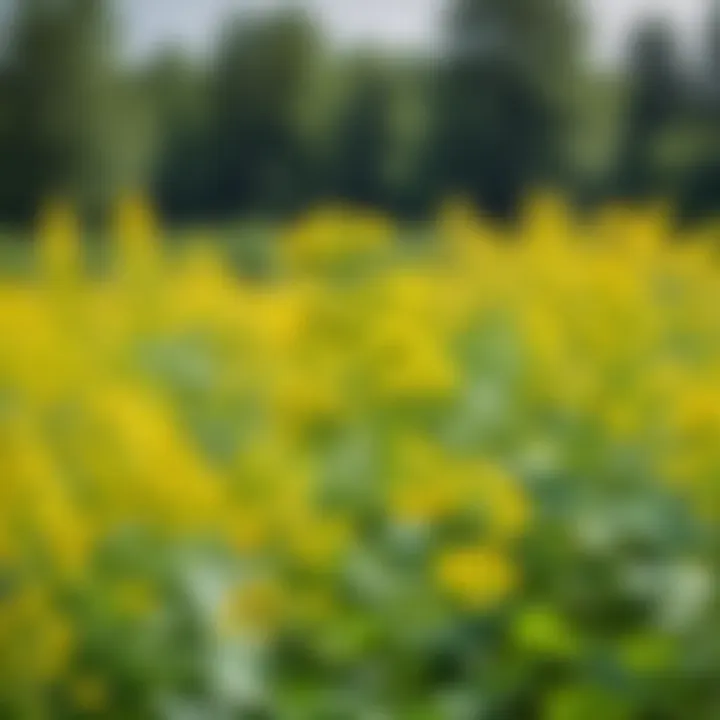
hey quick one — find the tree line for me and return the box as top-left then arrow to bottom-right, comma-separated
0,0 -> 718,227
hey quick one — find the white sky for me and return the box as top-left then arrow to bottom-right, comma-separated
121,0 -> 712,66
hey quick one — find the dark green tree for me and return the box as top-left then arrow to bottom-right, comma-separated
431,0 -> 580,218
210,10 -> 319,217
327,57 -> 395,209
0,0 -> 122,223
614,18 -> 682,200
144,49 -> 215,221
708,0 -> 720,112
677,1 -> 720,222
0,50 -> 13,221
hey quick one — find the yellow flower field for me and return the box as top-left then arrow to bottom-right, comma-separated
0,196 -> 718,718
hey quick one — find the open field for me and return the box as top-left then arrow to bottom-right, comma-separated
0,198 -> 719,718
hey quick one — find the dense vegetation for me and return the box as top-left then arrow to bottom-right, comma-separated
0,0 -> 718,225
0,196 -> 719,716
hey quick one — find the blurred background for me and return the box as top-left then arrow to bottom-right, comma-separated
2,5 -> 720,716
0,0 -> 717,227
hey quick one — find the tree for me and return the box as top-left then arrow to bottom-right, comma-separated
677,1 -> 720,222
0,0 -> 122,223
431,0 -> 580,218
144,49 -> 214,222
0,50 -> 14,221
708,0 -> 720,113
327,57 -> 395,209
614,18 -> 682,200
210,10 -> 319,218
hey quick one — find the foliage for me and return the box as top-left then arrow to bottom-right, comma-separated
327,57 -> 395,210
1,0 -> 720,224
613,19 -> 683,201
210,10 -> 320,218
431,0 -> 580,217
0,0 -> 122,222
0,196 -> 720,716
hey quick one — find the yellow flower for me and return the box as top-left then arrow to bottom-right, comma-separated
4,193 -> 720,700
391,480 -> 458,524
113,194 -> 163,283
435,546 -> 519,610
36,198 -> 82,284
226,511 -> 271,553
286,516 -> 353,569
283,206 -> 390,269
365,320 -> 458,401
390,439 -> 465,523
521,191 -> 574,248
474,463 -> 532,540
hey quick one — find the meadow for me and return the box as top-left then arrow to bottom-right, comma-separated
0,196 -> 719,718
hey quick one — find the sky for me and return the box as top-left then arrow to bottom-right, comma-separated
120,0 -> 711,66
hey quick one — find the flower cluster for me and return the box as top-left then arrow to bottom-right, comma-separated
0,196 -> 718,717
